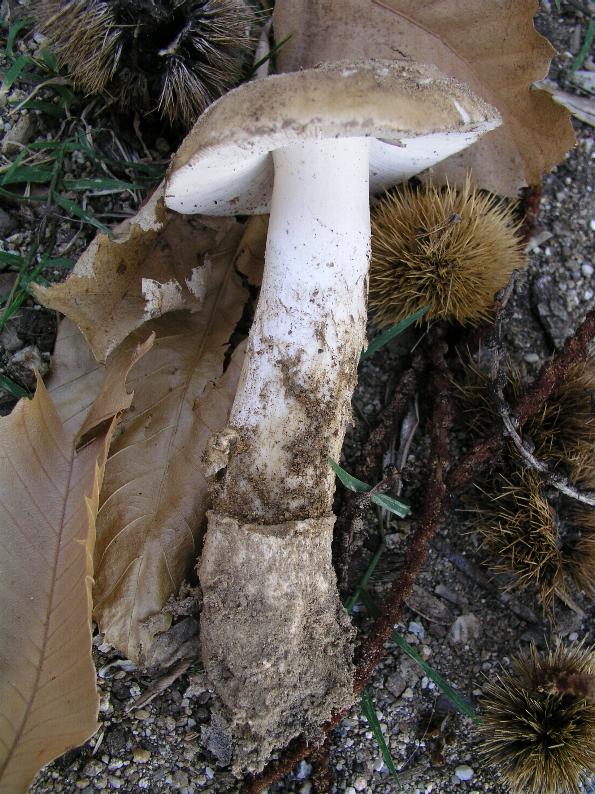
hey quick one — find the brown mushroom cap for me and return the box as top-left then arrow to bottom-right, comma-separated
165,60 -> 501,216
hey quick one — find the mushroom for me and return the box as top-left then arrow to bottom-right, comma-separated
165,60 -> 500,771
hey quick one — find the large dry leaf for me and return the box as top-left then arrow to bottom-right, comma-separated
94,321 -> 246,662
0,359 -> 144,792
47,318 -> 104,437
33,184 -> 245,361
47,222 -> 256,663
44,208 -> 263,662
273,0 -> 575,195
49,318 -> 247,665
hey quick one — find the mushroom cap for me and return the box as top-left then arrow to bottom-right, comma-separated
165,60 -> 501,216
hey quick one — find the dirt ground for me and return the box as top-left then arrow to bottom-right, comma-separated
1,1 -> 593,793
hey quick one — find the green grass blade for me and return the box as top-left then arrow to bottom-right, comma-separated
0,165 -> 54,186
1,54 -> 33,96
392,631 -> 479,722
41,256 -> 75,269
0,373 -> 30,400
5,17 -> 31,56
0,251 -> 25,268
361,691 -> 400,783
328,457 -> 370,493
250,33 -> 293,75
52,192 -> 113,235
39,48 -> 59,72
0,187 -> 48,202
359,589 -> 381,617
371,492 -> 411,518
20,99 -> 66,118
361,306 -> 429,360
571,19 -> 594,72
62,177 -> 144,191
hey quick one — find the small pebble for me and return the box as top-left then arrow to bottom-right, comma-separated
82,760 -> 103,778
420,645 -> 432,660
408,621 -> 425,640
582,263 -> 593,278
402,687 -> 414,699
524,352 -> 540,363
296,760 -> 312,780
132,748 -> 151,763
449,613 -> 480,645
353,776 -> 368,791
454,765 -> 475,781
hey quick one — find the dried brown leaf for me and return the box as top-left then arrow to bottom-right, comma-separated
273,0 -> 575,195
0,357 -> 144,792
234,214 -> 267,286
45,218 -> 254,662
47,318 -> 104,437
33,184 -> 245,361
49,321 -> 246,664
94,325 -> 246,663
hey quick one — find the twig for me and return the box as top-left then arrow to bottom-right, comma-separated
499,410 -> 595,506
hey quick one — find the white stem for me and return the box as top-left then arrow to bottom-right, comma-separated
216,137 -> 370,523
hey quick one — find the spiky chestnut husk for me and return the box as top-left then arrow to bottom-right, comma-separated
368,179 -> 524,328
529,357 -> 595,483
454,353 -> 521,443
480,643 -> 595,794
457,356 -> 594,483
562,502 -> 595,596
475,470 -> 564,609
32,0 -> 256,126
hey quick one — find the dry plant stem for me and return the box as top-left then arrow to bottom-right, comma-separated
310,742 -> 334,794
513,305 -> 595,426
337,356 -> 423,588
448,306 -> 595,491
243,332 -> 454,794
500,412 -> 595,506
